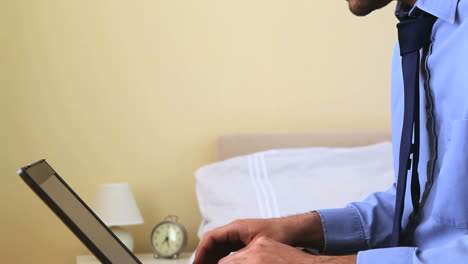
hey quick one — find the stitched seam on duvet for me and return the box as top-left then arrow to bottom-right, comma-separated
259,153 -> 281,218
248,155 -> 266,218
254,154 -> 274,218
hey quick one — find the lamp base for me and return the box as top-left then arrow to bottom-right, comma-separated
110,226 -> 134,252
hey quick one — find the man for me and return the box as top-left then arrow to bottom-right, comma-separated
194,0 -> 468,263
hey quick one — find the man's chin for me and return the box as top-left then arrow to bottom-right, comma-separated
347,0 -> 394,17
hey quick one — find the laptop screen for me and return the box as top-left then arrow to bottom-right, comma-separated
20,160 -> 141,264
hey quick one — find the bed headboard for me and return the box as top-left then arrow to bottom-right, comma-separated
216,131 -> 392,161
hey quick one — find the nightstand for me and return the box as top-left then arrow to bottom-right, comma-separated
76,252 -> 193,264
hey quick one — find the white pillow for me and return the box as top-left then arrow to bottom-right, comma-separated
195,142 -> 395,238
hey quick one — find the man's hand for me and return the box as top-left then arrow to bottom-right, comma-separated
193,212 -> 325,264
218,237 -> 357,264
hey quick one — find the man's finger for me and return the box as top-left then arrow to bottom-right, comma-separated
193,226 -> 245,264
218,248 -> 249,264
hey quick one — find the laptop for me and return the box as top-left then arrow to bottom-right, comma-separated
17,159 -> 142,264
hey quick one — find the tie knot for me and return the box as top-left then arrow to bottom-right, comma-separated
397,13 -> 437,56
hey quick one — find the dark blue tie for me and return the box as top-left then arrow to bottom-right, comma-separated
391,10 -> 437,246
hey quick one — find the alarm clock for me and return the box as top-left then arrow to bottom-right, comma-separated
150,215 -> 188,259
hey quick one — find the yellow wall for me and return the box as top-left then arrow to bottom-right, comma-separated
1,1 -> 397,263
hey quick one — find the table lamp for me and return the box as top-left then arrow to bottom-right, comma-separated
92,183 -> 144,252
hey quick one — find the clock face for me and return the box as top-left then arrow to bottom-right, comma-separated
150,221 -> 187,257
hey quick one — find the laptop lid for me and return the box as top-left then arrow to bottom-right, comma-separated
17,160 -> 142,264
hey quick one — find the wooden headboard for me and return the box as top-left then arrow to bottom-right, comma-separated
216,131 -> 392,161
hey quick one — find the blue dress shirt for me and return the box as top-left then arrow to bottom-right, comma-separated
316,0 -> 468,263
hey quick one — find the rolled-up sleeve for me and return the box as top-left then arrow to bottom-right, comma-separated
316,207 -> 367,254
315,184 -> 397,255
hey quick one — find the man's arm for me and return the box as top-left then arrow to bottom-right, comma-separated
216,236 -> 357,264
193,183 -> 398,264
193,212 -> 326,264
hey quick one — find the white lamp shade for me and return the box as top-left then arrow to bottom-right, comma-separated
92,183 -> 144,226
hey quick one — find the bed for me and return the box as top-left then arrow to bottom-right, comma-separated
216,131 -> 392,161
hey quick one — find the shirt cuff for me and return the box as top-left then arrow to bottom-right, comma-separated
315,207 -> 368,255
357,247 -> 415,264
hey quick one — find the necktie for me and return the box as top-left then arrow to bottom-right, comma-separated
390,10 -> 437,247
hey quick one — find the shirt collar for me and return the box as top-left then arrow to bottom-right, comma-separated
396,0 -> 459,24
